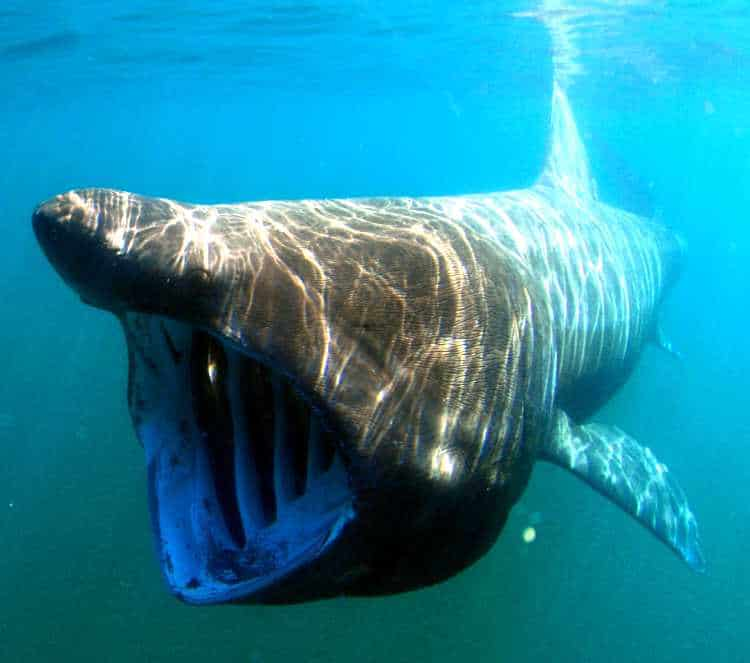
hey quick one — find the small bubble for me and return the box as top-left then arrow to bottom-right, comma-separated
522,526 -> 536,544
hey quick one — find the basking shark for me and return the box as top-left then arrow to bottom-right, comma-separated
32,76 -> 704,604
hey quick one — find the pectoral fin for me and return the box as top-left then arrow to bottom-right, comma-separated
540,410 -> 705,572
653,320 -> 684,361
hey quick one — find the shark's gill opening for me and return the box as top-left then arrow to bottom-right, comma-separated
238,358 -> 279,526
130,315 -> 354,604
189,331 -> 246,549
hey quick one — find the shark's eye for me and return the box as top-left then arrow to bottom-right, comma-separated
185,266 -> 212,286
70,206 -> 85,224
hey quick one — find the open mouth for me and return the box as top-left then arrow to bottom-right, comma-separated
123,314 -> 354,604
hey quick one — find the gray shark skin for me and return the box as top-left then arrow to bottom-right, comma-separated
32,82 -> 704,605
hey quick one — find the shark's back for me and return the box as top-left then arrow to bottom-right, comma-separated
464,82 -> 683,420
485,186 -> 682,420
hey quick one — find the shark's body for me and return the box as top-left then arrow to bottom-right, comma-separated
33,82 -> 703,604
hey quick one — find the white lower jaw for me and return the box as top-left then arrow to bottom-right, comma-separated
147,438 -> 353,603
125,313 -> 354,604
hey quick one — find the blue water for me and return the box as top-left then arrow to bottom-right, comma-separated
1,1 -> 749,661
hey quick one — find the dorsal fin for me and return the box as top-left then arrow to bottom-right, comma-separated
537,82 -> 596,200
516,1 -> 596,199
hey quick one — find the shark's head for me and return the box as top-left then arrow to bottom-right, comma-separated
33,188 -> 543,604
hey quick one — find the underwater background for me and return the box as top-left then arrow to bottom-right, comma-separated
1,1 -> 748,661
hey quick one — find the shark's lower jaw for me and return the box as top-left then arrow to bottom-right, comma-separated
123,314 -> 354,605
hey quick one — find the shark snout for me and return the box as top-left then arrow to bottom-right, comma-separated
32,191 -> 100,239
32,199 -> 60,248
33,188 -> 227,320
32,189 -> 154,313
33,196 -> 80,256
32,192 -> 110,306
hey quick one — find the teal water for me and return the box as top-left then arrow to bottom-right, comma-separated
1,2 -> 749,661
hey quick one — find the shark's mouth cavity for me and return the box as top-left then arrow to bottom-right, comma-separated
125,314 -> 354,604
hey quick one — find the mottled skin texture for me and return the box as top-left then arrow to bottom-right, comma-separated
32,85 -> 701,602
